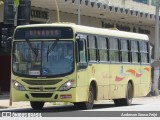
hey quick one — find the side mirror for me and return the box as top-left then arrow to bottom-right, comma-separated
4,37 -> 13,53
7,37 -> 13,42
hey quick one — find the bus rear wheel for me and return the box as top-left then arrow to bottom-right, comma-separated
114,82 -> 133,106
74,85 -> 94,110
30,101 -> 44,110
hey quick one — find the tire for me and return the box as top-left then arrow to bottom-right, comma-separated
74,85 -> 95,110
30,101 -> 44,110
114,82 -> 133,106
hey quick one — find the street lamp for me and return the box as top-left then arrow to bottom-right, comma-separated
54,0 -> 60,22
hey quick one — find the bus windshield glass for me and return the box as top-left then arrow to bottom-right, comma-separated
12,41 -> 74,77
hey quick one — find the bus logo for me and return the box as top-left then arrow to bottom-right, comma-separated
40,86 -> 44,92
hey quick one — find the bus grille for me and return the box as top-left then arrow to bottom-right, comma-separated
28,87 -> 56,92
31,93 -> 53,98
22,79 -> 62,85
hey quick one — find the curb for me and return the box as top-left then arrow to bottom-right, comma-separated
0,92 -> 10,100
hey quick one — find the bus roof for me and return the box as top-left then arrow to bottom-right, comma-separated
16,23 -> 149,41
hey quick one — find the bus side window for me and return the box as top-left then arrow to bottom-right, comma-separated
77,39 -> 87,69
120,39 -> 129,63
131,40 -> 139,64
139,41 -> 150,64
88,35 -> 97,62
97,36 -> 108,62
109,37 -> 120,63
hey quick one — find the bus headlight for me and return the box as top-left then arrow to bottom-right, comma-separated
59,79 -> 75,91
12,80 -> 26,91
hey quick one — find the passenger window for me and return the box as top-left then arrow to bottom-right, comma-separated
139,41 -> 148,52
120,39 -> 129,63
139,41 -> 149,64
131,40 -> 139,63
97,36 -> 108,62
88,35 -> 97,62
109,38 -> 119,62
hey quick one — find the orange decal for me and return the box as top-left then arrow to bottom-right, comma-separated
136,73 -> 142,77
115,76 -> 125,81
144,67 -> 150,72
127,69 -> 136,76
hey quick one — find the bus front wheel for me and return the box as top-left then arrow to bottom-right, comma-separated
30,101 -> 45,110
74,85 -> 95,110
114,82 -> 133,106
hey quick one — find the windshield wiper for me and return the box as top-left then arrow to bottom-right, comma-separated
47,39 -> 59,62
26,39 -> 38,61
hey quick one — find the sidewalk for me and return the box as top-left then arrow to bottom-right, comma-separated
0,92 -> 69,109
1,92 -> 160,110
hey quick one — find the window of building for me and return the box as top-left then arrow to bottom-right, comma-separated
109,38 -> 119,62
133,0 -> 148,4
97,36 -> 108,62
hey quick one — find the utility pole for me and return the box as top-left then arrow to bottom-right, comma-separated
54,0 -> 60,22
9,0 -> 19,106
78,0 -> 81,25
153,0 -> 160,96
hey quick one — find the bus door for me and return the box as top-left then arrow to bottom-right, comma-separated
76,37 -> 88,101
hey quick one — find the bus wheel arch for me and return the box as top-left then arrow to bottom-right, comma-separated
30,101 -> 45,110
74,82 -> 95,109
90,80 -> 97,100
128,80 -> 134,98
114,80 -> 134,106
83,80 -> 97,109
126,80 -> 134,105
73,80 -> 97,110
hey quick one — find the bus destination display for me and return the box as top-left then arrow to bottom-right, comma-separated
14,27 -> 73,39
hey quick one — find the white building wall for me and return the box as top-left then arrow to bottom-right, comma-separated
0,2 -> 156,45
98,0 -> 155,14
34,7 -> 154,44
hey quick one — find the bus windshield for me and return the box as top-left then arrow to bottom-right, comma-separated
12,40 -> 74,77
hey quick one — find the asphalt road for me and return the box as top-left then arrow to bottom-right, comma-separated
0,96 -> 160,117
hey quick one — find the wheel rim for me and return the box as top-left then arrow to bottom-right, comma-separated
128,84 -> 133,103
88,90 -> 94,104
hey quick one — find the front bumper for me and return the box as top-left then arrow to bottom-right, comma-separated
11,86 -> 88,102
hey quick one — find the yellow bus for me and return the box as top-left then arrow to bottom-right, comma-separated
11,23 -> 151,110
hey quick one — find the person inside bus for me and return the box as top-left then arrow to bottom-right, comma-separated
65,49 -> 73,61
51,46 -> 63,61
57,47 -> 63,59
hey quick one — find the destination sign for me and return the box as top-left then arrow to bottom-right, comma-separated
25,30 -> 61,38
14,27 -> 73,39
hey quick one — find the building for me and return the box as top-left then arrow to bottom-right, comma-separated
0,0 -> 158,91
